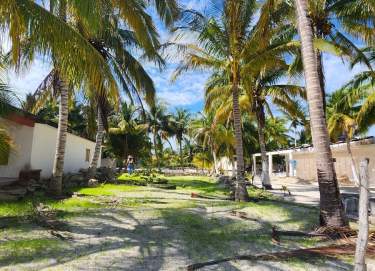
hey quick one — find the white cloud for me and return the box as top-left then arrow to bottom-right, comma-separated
5,58 -> 51,100
323,53 -> 367,93
145,64 -> 210,108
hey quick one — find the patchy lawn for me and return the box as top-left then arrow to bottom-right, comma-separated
0,176 -> 354,270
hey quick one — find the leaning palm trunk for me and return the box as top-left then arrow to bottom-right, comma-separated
89,106 -> 104,175
346,137 -> 359,184
295,0 -> 347,226
50,75 -> 69,196
256,103 -> 271,189
232,80 -> 250,201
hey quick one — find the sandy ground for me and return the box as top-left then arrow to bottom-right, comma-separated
253,176 -> 375,206
0,184 -> 357,271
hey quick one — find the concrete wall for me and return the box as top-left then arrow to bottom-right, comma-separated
0,118 -> 34,178
293,144 -> 375,186
30,123 -> 99,178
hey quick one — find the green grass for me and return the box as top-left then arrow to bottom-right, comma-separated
0,175 -> 335,269
0,199 -> 34,217
166,176 -> 228,197
70,184 -> 140,196
49,197 -> 102,211
0,238 -> 66,265
117,173 -> 145,181
0,194 -> 108,218
160,209 -> 271,260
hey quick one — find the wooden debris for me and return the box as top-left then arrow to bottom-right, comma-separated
186,244 -> 375,271
229,211 -> 260,222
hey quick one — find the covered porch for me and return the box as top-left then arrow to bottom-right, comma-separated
252,149 -> 296,179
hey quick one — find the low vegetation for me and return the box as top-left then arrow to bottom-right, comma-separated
0,176 -> 354,270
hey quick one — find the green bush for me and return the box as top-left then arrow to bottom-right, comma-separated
117,173 -> 169,186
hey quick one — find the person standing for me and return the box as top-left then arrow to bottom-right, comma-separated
127,155 -> 135,174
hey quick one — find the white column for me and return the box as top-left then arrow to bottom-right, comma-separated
268,154 -> 273,178
286,154 -> 290,177
288,152 -> 294,177
252,155 -> 256,176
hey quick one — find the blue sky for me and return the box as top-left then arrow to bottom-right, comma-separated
3,0 -> 374,136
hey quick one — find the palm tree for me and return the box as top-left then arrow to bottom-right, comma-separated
327,88 -> 360,184
343,46 -> 375,129
204,57 -> 305,189
1,1 -> 122,195
0,59 -> 15,164
281,101 -> 308,148
190,113 -> 221,174
17,0 -> 177,194
147,104 -> 174,170
300,0 -> 374,111
173,0 -> 262,201
108,103 -> 150,162
172,108 -> 191,167
327,47 -> 375,185
294,0 -> 347,227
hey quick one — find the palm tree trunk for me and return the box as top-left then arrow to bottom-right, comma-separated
179,139 -> 183,167
256,103 -> 271,189
231,160 -> 236,178
50,75 -> 69,196
232,76 -> 250,201
89,106 -> 104,175
295,0 -> 347,227
153,132 -> 160,171
346,137 -> 359,184
316,49 -> 326,113
212,150 -> 219,175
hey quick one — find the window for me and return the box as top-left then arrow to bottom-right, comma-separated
85,149 -> 91,162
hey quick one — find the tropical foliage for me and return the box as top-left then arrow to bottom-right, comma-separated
0,0 -> 374,228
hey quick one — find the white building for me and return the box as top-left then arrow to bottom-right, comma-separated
0,110 -> 100,179
252,137 -> 375,186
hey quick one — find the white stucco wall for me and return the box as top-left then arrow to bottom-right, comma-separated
30,123 -> 99,178
0,118 -> 34,178
293,144 -> 375,186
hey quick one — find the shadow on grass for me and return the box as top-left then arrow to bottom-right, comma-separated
167,177 -> 228,196
0,182 -> 351,270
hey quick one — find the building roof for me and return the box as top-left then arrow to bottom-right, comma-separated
2,104 -> 96,142
252,137 -> 375,157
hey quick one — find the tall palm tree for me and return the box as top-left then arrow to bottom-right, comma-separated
1,0 -> 121,195
294,0 -> 347,227
21,0 -> 177,193
301,0 -> 374,111
205,52 -> 305,189
327,46 -> 375,185
173,0 -> 265,201
172,108 -> 191,166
